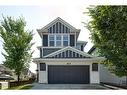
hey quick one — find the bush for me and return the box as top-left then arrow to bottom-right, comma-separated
9,79 -> 35,88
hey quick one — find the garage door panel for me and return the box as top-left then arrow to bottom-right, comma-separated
48,65 -> 90,84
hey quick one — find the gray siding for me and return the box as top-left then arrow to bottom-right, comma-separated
43,48 -> 61,56
48,22 -> 70,33
47,50 -> 91,58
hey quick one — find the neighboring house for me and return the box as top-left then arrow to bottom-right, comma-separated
0,64 -> 15,81
0,64 -> 34,81
33,17 -> 104,84
88,46 -> 126,85
20,68 -> 36,80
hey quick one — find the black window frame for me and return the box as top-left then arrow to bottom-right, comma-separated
92,63 -> 98,71
70,35 -> 75,46
40,63 -> 46,71
43,35 -> 48,46
40,48 -> 42,58
81,45 -> 84,51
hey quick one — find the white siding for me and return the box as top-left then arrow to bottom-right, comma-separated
91,64 -> 100,83
38,60 -> 100,84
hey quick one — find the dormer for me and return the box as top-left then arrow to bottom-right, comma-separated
37,17 -> 80,47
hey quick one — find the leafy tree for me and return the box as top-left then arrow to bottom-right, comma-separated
85,6 -> 127,83
0,16 -> 33,82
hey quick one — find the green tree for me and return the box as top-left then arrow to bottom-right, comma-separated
0,16 -> 33,82
85,6 -> 127,84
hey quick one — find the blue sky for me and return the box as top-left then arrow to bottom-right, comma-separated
0,5 -> 93,73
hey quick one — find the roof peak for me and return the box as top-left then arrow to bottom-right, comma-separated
37,17 -> 78,31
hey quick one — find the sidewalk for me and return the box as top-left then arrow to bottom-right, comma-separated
31,83 -> 109,90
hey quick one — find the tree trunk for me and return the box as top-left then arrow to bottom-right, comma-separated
126,76 -> 127,86
17,74 -> 20,85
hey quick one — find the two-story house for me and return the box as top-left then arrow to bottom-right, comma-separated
33,17 -> 104,84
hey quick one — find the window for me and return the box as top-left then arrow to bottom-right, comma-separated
49,35 -> 55,46
63,35 -> 68,46
56,35 -> 61,46
70,35 -> 75,46
48,35 -> 69,47
43,35 -> 48,46
92,63 -> 98,71
40,63 -> 46,71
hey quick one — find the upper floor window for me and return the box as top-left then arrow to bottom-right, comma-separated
48,35 -> 69,47
63,35 -> 68,46
56,35 -> 62,46
49,35 -> 55,46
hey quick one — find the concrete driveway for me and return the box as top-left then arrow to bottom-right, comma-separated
31,83 -> 109,89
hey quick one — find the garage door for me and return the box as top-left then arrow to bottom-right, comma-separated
48,65 -> 90,84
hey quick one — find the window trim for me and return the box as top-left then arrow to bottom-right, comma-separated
40,63 -> 46,71
48,34 -> 69,47
92,63 -> 98,71
49,35 -> 55,46
56,35 -> 62,46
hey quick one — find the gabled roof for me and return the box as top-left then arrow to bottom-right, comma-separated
44,46 -> 96,58
37,17 -> 78,32
88,46 -> 96,54
37,17 -> 81,38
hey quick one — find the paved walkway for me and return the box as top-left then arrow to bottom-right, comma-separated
31,83 -> 109,90
102,84 -> 126,90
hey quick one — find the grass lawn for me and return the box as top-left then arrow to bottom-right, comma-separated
7,84 -> 33,90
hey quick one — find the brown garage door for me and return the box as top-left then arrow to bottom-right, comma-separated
48,65 -> 90,84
